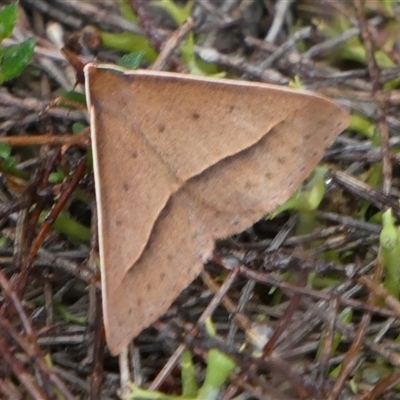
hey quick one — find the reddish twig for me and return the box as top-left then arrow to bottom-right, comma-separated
262,273 -> 306,357
0,334 -> 48,400
0,270 -> 76,400
12,156 -> 87,300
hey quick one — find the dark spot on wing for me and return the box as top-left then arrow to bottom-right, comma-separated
277,156 -> 286,164
131,150 -> 138,159
228,105 -> 234,113
158,124 -> 165,133
116,219 -> 123,227
192,112 -> 200,120
245,180 -> 253,189
213,210 -> 221,218
191,231 -> 199,240
122,182 -> 130,191
146,283 -> 152,291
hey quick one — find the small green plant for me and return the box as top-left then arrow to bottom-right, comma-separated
0,2 -> 36,85
125,318 -> 236,400
119,51 -> 145,69
379,208 -> 400,298
271,166 -> 330,236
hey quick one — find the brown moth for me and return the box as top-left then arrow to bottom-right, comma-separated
84,63 -> 349,355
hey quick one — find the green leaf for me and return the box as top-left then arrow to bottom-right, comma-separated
0,157 -> 27,179
124,384 -> 178,399
60,91 -> 87,107
0,236 -> 7,247
40,210 -> 91,243
289,76 -> 304,89
116,0 -> 137,22
152,0 -> 192,25
101,31 -> 157,63
72,122 -> 87,135
0,142 -> 11,159
0,37 -> 36,84
48,168 -> 65,183
197,349 -> 236,400
349,114 -> 377,141
119,51 -> 144,70
380,208 -> 400,298
205,317 -> 217,338
0,142 -> 18,172
0,3 -> 18,43
54,303 -> 87,324
180,351 -> 198,397
180,33 -> 220,76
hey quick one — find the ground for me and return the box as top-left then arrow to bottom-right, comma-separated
1,1 -> 400,399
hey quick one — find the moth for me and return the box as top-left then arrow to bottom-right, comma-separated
84,64 -> 349,355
